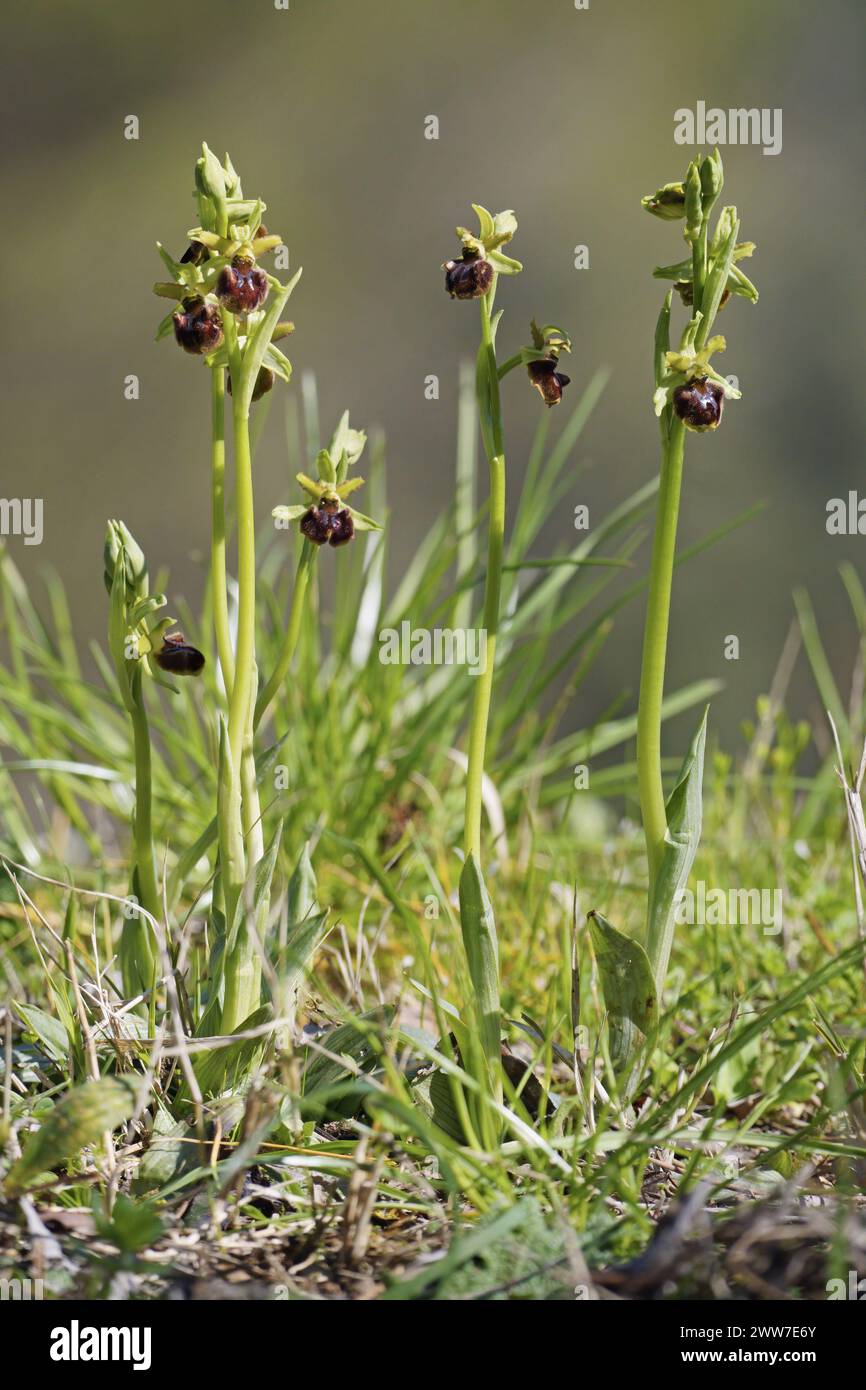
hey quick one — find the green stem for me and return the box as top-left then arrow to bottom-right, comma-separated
692,218 -> 708,316
220,346 -> 262,1031
211,369 -> 235,696
496,352 -> 524,381
464,288 -> 506,862
636,414 -> 686,885
227,395 -> 256,779
254,540 -> 316,730
131,693 -> 159,913
242,693 -> 264,860
124,671 -> 158,991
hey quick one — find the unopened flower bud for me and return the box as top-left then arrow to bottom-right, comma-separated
444,249 -> 493,300
216,255 -> 268,314
104,521 -> 148,597
684,163 -> 703,240
672,377 -> 725,432
699,150 -> 724,205
153,633 -> 205,676
641,183 -> 686,220
172,299 -> 224,354
527,356 -> 571,408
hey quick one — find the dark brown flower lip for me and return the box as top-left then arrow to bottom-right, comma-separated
672,376 -> 725,432
172,300 -> 224,355
300,503 -> 355,547
216,257 -> 269,314
444,251 -> 494,300
527,356 -> 571,407
180,239 -> 207,266
154,633 -> 206,675
675,280 -> 731,310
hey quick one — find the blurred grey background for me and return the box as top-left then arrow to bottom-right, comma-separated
3,0 -> 865,748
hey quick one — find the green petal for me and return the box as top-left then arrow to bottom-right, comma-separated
346,507 -> 382,532
488,248 -> 522,276
471,204 -> 495,240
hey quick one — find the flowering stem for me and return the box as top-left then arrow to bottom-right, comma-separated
210,369 -> 235,696
639,194 -> 714,897
219,327 -> 263,1031
464,286 -> 506,862
636,414 -> 686,885
254,539 -> 316,730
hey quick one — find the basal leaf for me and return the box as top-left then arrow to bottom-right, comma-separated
4,1077 -> 139,1196
194,1004 -> 273,1098
646,706 -> 708,991
588,911 -> 658,1078
15,1003 -> 69,1064
458,853 -> 501,1096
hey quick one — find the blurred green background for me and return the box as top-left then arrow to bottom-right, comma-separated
4,0 -> 865,750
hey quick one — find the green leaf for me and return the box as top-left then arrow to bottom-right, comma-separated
155,242 -> 183,277
263,343 -> 292,383
423,1064 -> 470,1143
239,268 -> 302,416
226,819 -> 283,956
14,1003 -> 69,1063
94,1192 -> 164,1254
300,1008 -> 394,1119
458,853 -> 501,1098
167,736 -> 287,905
646,706 -> 708,992
287,842 -> 317,926
194,1004 -> 273,1098
4,1077 -> 139,1196
654,290 -> 673,390
134,1096 -> 244,1192
134,1105 -> 189,1191
588,911 -> 658,1077
277,910 -> 330,1042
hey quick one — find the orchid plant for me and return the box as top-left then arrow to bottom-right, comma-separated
442,204 -> 573,1142
106,145 -> 378,1039
591,149 -> 759,1082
